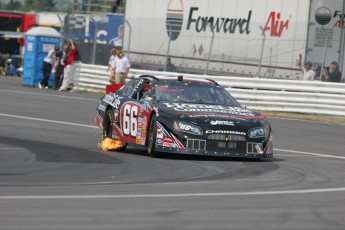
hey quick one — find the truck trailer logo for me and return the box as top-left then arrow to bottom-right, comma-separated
263,11 -> 290,37
315,7 -> 332,26
333,10 -> 344,28
166,0 -> 184,41
166,0 -> 252,40
186,8 -> 251,35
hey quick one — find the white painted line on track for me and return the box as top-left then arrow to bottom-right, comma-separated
275,148 -> 345,160
0,148 -> 23,150
0,89 -> 99,102
0,113 -> 98,129
274,154 -> 311,157
1,187 -> 345,199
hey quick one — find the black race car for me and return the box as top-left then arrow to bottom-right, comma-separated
95,75 -> 273,158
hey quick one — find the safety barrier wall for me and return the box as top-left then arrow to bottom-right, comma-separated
72,63 -> 345,117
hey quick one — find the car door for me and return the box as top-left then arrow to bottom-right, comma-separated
118,78 -> 151,145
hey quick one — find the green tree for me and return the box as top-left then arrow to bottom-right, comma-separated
3,0 -> 22,11
21,0 -> 56,12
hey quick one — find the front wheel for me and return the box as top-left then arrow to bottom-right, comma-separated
102,110 -> 114,139
147,114 -> 159,157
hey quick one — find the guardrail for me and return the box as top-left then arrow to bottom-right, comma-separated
72,62 -> 345,117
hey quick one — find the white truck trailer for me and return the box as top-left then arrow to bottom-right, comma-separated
123,0 -> 345,80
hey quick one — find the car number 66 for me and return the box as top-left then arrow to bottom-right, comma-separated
123,104 -> 138,137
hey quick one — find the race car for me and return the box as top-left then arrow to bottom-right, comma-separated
95,75 -> 273,159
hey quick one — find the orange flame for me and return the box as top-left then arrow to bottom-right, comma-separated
98,138 -> 124,151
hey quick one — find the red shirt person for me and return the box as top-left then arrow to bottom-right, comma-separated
59,39 -> 79,91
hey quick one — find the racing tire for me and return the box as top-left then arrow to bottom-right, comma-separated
102,109 -> 127,151
147,113 -> 159,158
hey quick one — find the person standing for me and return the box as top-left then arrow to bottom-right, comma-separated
325,61 -> 342,82
59,39 -> 79,91
111,0 -> 120,13
53,45 -> 68,90
112,49 -> 131,84
39,46 -> 58,89
299,60 -> 315,81
107,48 -> 117,84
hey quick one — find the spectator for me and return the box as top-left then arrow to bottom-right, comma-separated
325,61 -> 341,82
39,46 -> 58,89
111,0 -> 120,13
0,53 -> 4,74
107,48 -> 117,84
53,45 -> 68,90
299,60 -> 315,81
59,39 -> 79,91
320,66 -> 330,82
313,65 -> 321,81
112,49 -> 130,84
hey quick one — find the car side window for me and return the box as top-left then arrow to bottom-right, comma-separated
141,87 -> 155,101
122,80 -> 138,97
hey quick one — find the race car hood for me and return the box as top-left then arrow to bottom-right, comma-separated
151,101 -> 269,139
151,101 -> 267,133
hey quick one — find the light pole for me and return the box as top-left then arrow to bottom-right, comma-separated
320,27 -> 329,79
204,23 -> 215,75
269,47 -> 272,75
90,17 -> 98,65
57,14 -> 64,47
339,0 -> 345,80
125,19 -> 132,59
257,26 -> 266,78
164,22 -> 172,72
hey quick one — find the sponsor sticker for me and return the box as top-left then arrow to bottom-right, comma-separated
98,104 -> 106,112
114,110 -> 119,122
142,118 -> 147,126
104,95 -> 123,109
163,142 -> 176,147
164,137 -> 174,143
163,103 -> 255,116
157,129 -> 164,138
156,138 -> 164,145
206,130 -> 246,135
136,138 -> 141,144
210,120 -> 234,126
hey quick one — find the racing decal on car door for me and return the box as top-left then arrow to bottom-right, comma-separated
119,101 -> 150,144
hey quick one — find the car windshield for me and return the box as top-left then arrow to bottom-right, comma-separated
155,81 -> 240,106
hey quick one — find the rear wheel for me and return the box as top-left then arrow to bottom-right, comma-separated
147,114 -> 159,157
102,110 -> 127,151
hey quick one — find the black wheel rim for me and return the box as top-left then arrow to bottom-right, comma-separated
148,123 -> 154,149
148,116 -> 156,152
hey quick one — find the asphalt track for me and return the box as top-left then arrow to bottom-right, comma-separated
0,76 -> 345,230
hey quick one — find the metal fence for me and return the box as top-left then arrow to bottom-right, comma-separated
71,62 -> 345,117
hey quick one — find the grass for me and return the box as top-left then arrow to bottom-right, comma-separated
258,110 -> 345,124
76,89 -> 106,96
